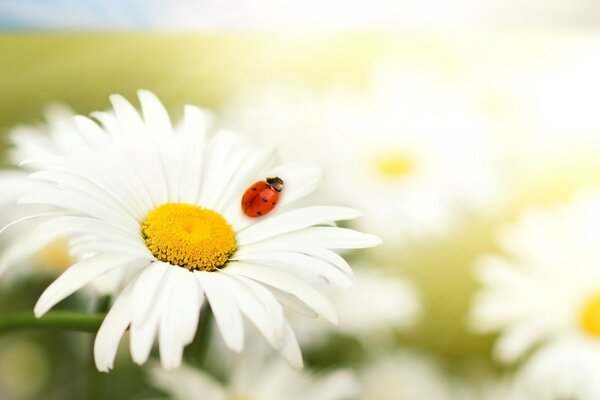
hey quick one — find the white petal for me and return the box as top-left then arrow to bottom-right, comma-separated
218,272 -> 286,348
39,216 -> 143,245
94,280 -> 135,372
109,94 -> 147,139
280,320 -> 303,369
0,211 -> 67,236
235,251 -> 352,288
197,130 -> 239,208
30,168 -> 143,222
236,242 -> 355,278
129,266 -> 173,365
177,105 -> 208,204
195,271 -> 245,353
269,286 -> 318,318
250,226 -> 382,249
0,229 -> 62,276
19,189 -> 139,234
131,261 -> 170,326
267,161 -> 322,208
139,90 -> 173,140
34,255 -> 141,317
110,94 -> 169,205
0,171 -> 47,206
213,147 -> 277,214
139,90 -> 180,201
236,206 -> 362,245
225,262 -> 337,324
73,115 -> 111,148
159,268 -> 202,369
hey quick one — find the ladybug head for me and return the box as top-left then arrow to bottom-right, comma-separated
266,176 -> 284,192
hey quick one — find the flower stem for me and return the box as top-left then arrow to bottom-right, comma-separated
0,311 -> 105,334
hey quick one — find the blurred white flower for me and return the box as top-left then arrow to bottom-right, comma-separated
473,44 -> 600,204
292,267 -> 420,346
459,375 -> 535,400
222,66 -> 506,245
471,190 -> 600,399
151,353 -> 359,400
358,352 -> 455,400
9,91 -> 380,371
0,105 -> 78,280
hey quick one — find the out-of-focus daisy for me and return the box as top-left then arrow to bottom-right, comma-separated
470,43 -> 600,205
459,375 -> 534,400
358,352 -> 455,400
7,91 -> 380,371
222,66 -> 506,244
471,190 -> 600,399
0,105 -> 79,280
151,353 -> 358,400
292,267 -> 420,346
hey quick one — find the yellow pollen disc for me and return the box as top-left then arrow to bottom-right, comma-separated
373,150 -> 414,179
33,237 -> 73,274
141,203 -> 236,271
580,294 -> 600,338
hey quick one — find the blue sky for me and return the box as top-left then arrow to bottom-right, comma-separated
1,0 -> 598,30
0,0 -> 156,29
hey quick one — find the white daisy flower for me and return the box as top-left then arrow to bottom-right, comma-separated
358,352 -> 455,400
222,66 -> 506,244
0,104 -> 80,279
7,90 -> 380,371
291,267 -> 420,346
471,190 -> 600,399
459,376 -> 534,400
150,353 -> 359,400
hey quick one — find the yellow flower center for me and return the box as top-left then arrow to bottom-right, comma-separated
373,150 -> 414,179
33,237 -> 72,274
141,203 -> 236,271
580,294 -> 600,337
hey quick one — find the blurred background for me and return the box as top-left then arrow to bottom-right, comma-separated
2,1 -> 600,399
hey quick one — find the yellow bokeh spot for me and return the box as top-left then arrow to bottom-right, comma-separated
580,294 -> 600,338
374,151 -> 414,179
142,203 -> 236,271
33,238 -> 72,274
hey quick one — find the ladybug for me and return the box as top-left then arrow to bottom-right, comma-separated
241,177 -> 284,217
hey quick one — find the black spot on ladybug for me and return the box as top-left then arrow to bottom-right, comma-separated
252,187 -> 257,191
257,211 -> 262,216
262,197 -> 268,202
272,202 -> 275,205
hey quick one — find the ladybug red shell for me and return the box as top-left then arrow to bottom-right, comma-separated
241,177 -> 284,217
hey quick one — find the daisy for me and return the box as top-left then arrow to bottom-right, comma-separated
459,376 -> 534,400
150,352 -> 358,400
291,266 -> 420,347
358,352 -> 456,400
221,65 -> 506,244
0,104 -> 80,279
471,190 -> 600,399
7,90 -> 380,371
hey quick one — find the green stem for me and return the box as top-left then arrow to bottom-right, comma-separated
0,311 -> 105,334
